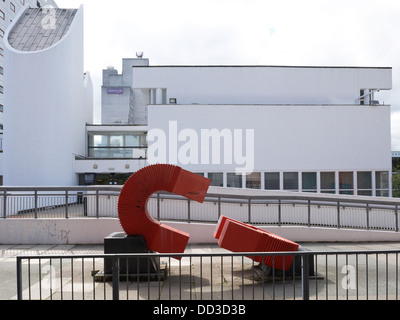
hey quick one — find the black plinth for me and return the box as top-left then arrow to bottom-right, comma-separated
103,232 -> 161,278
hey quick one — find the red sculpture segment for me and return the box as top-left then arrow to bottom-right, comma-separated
118,164 -> 211,256
215,215 -> 299,271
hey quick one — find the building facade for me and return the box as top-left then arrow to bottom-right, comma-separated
78,62 -> 393,197
0,0 -> 57,183
4,5 -> 93,186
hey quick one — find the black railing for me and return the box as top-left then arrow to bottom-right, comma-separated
16,249 -> 400,300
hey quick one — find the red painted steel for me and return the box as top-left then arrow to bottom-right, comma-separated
215,215 -> 299,270
118,164 -> 211,256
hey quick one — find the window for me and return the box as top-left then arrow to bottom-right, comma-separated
208,173 -> 223,187
360,89 -> 365,105
0,86 -> 3,94
10,2 -> 15,12
227,173 -> 242,188
357,171 -> 372,196
376,171 -> 389,197
302,172 -> 317,193
265,172 -> 280,190
0,66 -> 3,75
283,172 -> 298,191
0,10 -> 5,20
246,172 -> 261,189
320,172 -> 335,194
0,29 -> 4,38
0,105 -> 3,112
339,172 -> 353,195
88,132 -> 147,159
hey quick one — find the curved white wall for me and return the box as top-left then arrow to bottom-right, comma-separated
3,6 -> 92,186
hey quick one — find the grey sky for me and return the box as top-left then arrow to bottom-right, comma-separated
56,0 -> 400,149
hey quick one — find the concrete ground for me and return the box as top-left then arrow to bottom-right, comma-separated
1,242 -> 400,300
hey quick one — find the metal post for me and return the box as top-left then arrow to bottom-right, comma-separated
337,201 -> 340,229
16,257 -> 23,300
278,199 -> 282,226
301,253 -> 310,300
396,204 -> 399,232
366,203 -> 370,230
307,200 -> 311,227
2,190 -> 6,219
34,190 -> 38,219
157,192 -> 160,221
65,190 -> 69,219
96,190 -> 99,218
248,198 -> 251,223
218,196 -> 221,219
187,199 -> 191,223
112,256 -> 120,300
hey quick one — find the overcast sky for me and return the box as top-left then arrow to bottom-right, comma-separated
56,0 -> 400,150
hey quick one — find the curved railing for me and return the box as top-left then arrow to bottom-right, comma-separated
1,186 -> 400,232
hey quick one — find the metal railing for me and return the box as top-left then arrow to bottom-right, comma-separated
2,186 -> 400,232
16,249 -> 400,300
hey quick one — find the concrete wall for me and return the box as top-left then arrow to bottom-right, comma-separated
132,66 -> 392,105
147,104 -> 392,173
1,219 -> 400,245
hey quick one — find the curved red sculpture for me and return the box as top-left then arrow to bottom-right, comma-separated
118,164 -> 211,255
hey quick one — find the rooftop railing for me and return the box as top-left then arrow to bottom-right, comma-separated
1,186 -> 400,232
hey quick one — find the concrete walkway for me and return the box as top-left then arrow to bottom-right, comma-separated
1,242 -> 400,300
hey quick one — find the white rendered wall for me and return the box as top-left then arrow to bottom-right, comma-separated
132,66 -> 392,105
147,104 -> 392,174
3,6 -> 92,186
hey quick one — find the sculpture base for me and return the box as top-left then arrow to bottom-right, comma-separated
94,232 -> 167,282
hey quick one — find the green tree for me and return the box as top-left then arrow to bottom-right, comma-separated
392,171 -> 400,198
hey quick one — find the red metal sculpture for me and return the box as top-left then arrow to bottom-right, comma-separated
118,164 -> 211,256
215,215 -> 299,271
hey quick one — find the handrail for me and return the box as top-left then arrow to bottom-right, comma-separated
1,186 -> 400,232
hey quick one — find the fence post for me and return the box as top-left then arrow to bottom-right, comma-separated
65,190 -> 69,219
34,190 -> 38,219
16,257 -> 23,300
2,190 -> 6,219
301,253 -> 310,300
248,198 -> 251,223
337,201 -> 340,229
112,256 -> 120,300
188,199 -> 191,223
157,192 -> 160,221
366,203 -> 370,230
218,196 -> 221,219
278,199 -> 281,226
396,204 -> 399,232
307,200 -> 311,227
96,190 -> 99,218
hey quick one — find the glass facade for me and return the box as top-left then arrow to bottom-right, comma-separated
208,172 -> 223,187
357,171 -> 372,196
88,132 -> 147,159
246,172 -> 261,189
283,172 -> 298,191
320,172 -> 335,194
227,173 -> 242,188
339,172 -> 354,195
265,172 -> 280,190
302,172 -> 317,193
376,171 -> 390,197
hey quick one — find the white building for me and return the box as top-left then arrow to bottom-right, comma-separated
82,62 -> 392,197
4,5 -> 93,186
0,0 -> 57,183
